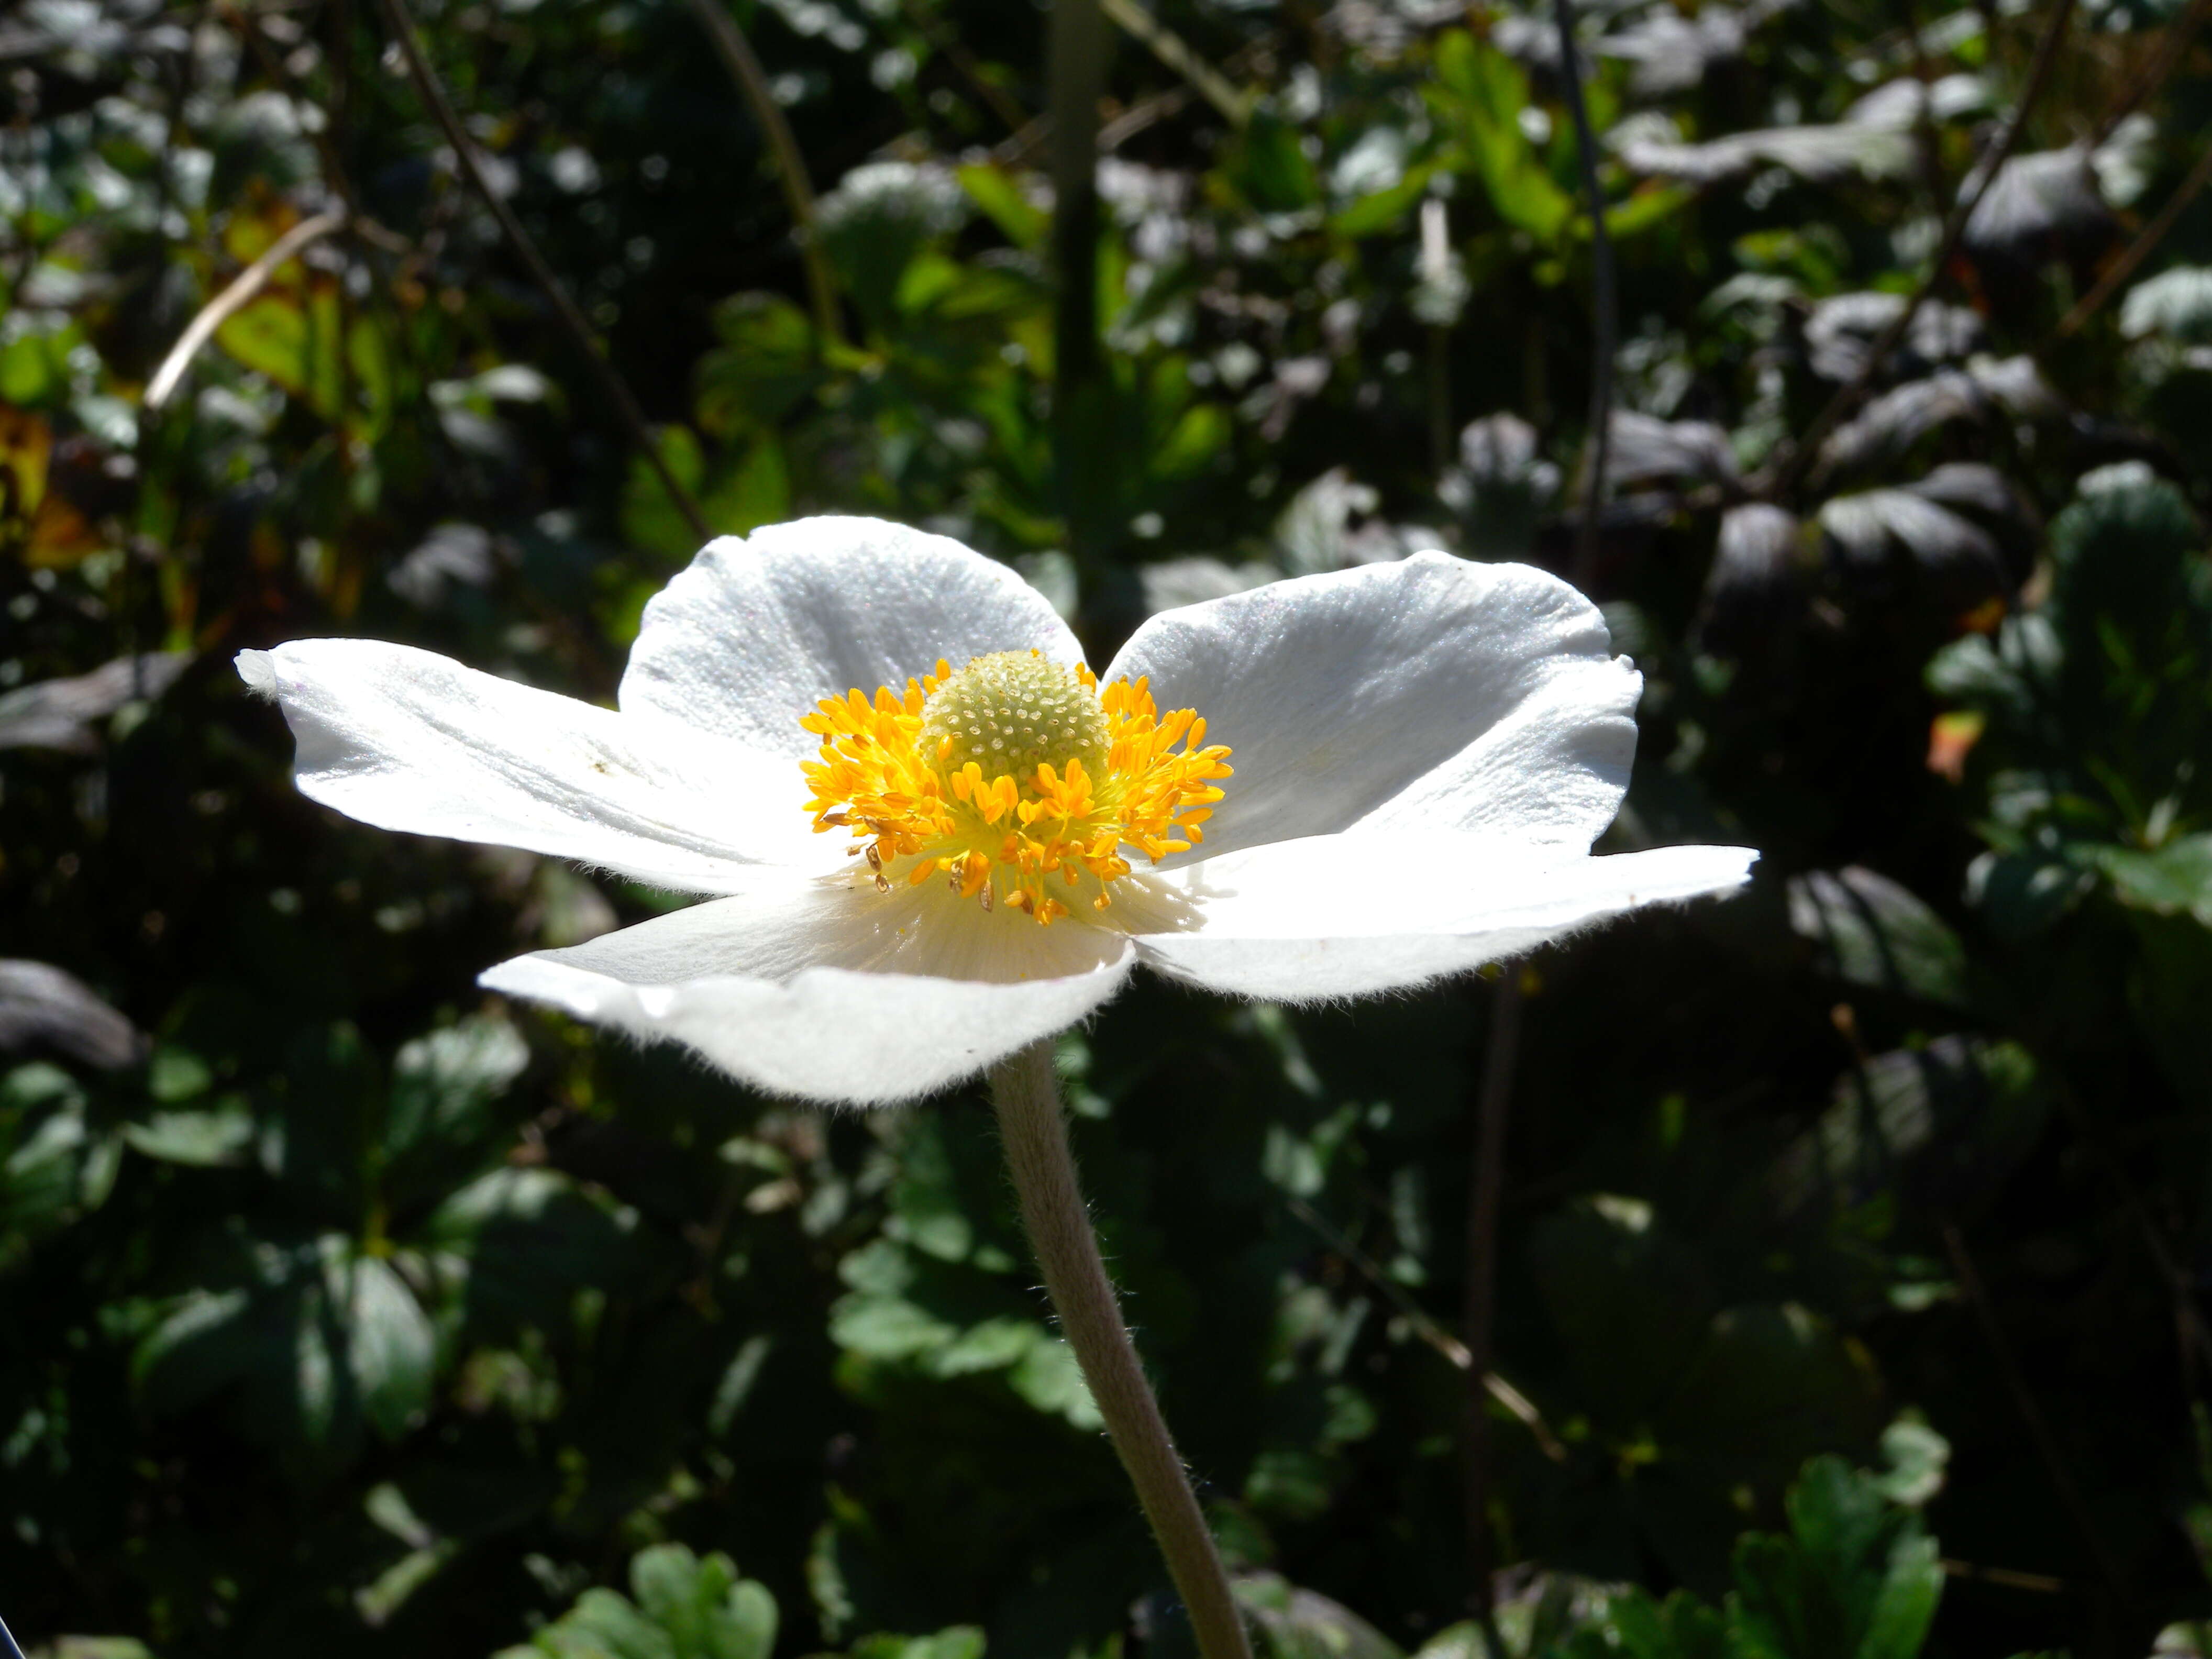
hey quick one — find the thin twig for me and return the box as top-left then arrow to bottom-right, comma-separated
373,0 -> 710,543
215,2 -> 406,263
1759,0 -> 2078,500
679,0 -> 844,347
2092,0 -> 2212,148
2056,137 -> 2212,338
1940,1557 -> 2072,1595
1553,0 -> 1615,582
145,208 -> 346,411
1941,1220 -> 2133,1610
904,0 -> 1031,135
1284,1193 -> 1565,1461
2045,1078 -> 2212,1377
999,32 -> 1278,170
1099,86 -> 1193,153
1463,969 -> 1524,1626
1098,0 -> 1249,126
989,1042 -> 1254,1659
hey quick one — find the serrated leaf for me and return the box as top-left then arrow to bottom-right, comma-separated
1731,1456 -> 1943,1659
525,1546 -> 777,1659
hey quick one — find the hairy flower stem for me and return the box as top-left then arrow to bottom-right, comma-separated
988,1041 -> 1253,1659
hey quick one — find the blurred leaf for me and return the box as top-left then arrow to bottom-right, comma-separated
1230,111 -> 1322,214
957,163 -> 1047,250
1236,1571 -> 1403,1658
697,295 -> 822,434
1617,122 -> 1913,186
386,1015 -> 528,1159
1330,162 -> 1436,237
0,403 -> 103,568
2092,835 -> 2212,925
1658,1304 -> 1882,1470
1551,1590 -> 1729,1659
1821,489 -> 1998,577
132,1234 -> 434,1464
0,654 -> 192,754
622,426 -> 711,558
1429,32 -> 1572,240
0,960 -> 145,1068
2120,266 -> 2212,344
1776,1037 -> 2049,1223
1786,868 -> 1970,1008
1607,412 -> 1739,490
2,1063 -> 120,1251
1871,1419 -> 1950,1509
846,1631 -> 985,1659
1531,1196 -> 1715,1428
623,429 -> 792,557
1731,1456 -> 1943,1659
214,280 -> 384,429
816,161 -> 968,329
123,1101 -> 255,1166
425,1167 -> 638,1340
1962,149 -> 2114,262
1007,1335 -> 1101,1430
500,1544 -> 777,1659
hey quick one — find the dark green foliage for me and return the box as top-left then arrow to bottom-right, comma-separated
7,0 -> 2212,1655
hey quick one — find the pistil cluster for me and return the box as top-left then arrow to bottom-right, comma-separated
800,650 -> 1232,925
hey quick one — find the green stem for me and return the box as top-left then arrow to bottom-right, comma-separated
987,1041 -> 1253,1659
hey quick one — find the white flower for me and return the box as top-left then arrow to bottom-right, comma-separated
237,517 -> 1755,1105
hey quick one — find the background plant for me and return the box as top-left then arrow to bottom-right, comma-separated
5,0 -> 2212,1655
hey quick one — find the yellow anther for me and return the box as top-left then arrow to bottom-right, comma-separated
799,647 -> 1232,925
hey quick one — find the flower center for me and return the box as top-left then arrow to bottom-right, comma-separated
800,650 -> 1232,925
919,651 -> 1110,784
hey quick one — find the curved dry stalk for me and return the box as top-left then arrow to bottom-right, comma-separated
145,209 -> 347,412
2092,0 -> 2212,148
1099,0 -> 1249,127
1758,0 -> 2078,501
374,0 -> 711,543
1281,1193 -> 1566,1461
1553,0 -> 1616,583
1941,1221 -> 2134,1612
679,0 -> 845,347
1462,968 -> 1523,1627
989,1042 -> 1253,1659
2056,137 -> 2212,338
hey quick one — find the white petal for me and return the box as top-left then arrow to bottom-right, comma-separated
1104,551 -> 1640,862
1131,835 -> 1756,1001
621,517 -> 1085,761
480,868 -> 1132,1104
238,641 -> 826,890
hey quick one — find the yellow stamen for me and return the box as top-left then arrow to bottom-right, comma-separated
799,649 -> 1232,925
